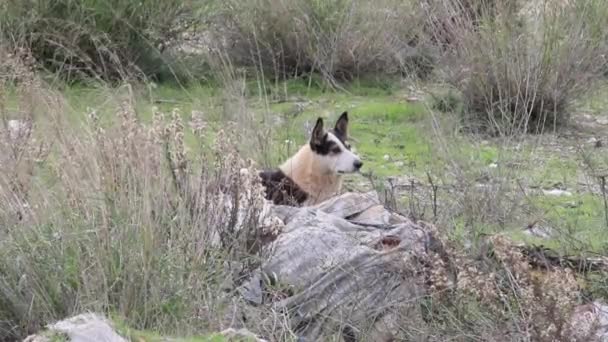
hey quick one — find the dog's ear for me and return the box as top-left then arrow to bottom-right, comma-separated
334,111 -> 348,139
310,117 -> 325,146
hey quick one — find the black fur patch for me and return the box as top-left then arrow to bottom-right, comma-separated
330,128 -> 349,148
310,131 -> 350,156
259,169 -> 308,206
310,133 -> 335,156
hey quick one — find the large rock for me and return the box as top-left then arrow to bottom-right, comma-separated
23,313 -> 126,342
238,191 -> 437,341
23,192 -> 438,342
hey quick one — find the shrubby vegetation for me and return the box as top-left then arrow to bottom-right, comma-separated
0,0 -> 201,81
433,0 -> 608,134
3,0 -> 606,130
1,0 -> 608,340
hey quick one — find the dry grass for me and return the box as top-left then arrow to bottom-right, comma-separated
209,0 -> 608,133
2,0 -> 608,339
0,48 -> 273,340
418,225 -> 598,341
0,0 -> 201,82
211,0 -> 434,84
429,0 -> 608,134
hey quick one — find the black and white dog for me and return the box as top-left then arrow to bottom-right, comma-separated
259,112 -> 363,206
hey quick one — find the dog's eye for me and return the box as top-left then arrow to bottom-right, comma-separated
331,146 -> 342,154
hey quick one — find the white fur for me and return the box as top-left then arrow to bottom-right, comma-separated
279,132 -> 362,205
323,132 -> 361,174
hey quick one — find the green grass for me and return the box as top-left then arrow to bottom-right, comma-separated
117,326 -> 228,342
527,157 -> 580,189
253,88 -> 432,176
4,76 -> 608,341
350,101 -> 430,177
578,80 -> 608,116
11,80 -> 608,256
34,331 -> 69,342
522,193 -> 606,251
443,191 -> 608,255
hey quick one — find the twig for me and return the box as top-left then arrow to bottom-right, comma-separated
153,99 -> 181,104
520,245 -> 608,273
600,175 -> 608,229
426,171 -> 439,222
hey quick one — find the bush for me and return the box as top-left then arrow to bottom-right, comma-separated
0,52 -> 270,339
430,0 -> 608,135
212,0 -> 434,83
0,0 -> 201,82
430,88 -> 463,113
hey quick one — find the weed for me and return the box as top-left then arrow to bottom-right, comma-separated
430,0 -> 608,135
0,0 -> 203,82
211,0 -> 432,84
0,51 -> 269,340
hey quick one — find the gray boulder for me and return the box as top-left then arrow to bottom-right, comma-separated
238,191 -> 437,341
23,313 -> 126,342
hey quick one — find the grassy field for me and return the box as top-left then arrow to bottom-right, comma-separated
32,78 -> 608,252
3,0 -> 608,340
3,74 -> 608,340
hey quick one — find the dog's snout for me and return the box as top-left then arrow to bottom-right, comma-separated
354,160 -> 363,170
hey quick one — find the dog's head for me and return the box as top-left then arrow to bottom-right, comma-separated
309,111 -> 363,174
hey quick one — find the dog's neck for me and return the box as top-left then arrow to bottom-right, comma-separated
279,144 -> 343,205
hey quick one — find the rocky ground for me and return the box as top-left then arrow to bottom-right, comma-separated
22,192 -> 608,341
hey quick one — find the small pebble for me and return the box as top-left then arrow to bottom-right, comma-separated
543,189 -> 573,197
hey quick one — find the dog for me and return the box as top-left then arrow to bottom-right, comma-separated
259,111 -> 363,206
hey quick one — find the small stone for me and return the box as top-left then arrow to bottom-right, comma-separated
394,161 -> 405,167
543,189 -> 573,197
564,201 -> 580,208
488,163 -> 498,168
383,154 -> 390,161
23,335 -> 50,342
48,313 -> 127,342
524,225 -> 554,239
6,119 -> 32,140
597,118 -> 608,125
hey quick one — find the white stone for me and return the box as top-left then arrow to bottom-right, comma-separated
6,119 -> 32,140
543,189 -> 572,197
46,313 -> 126,342
523,225 -> 554,239
597,118 -> 608,125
